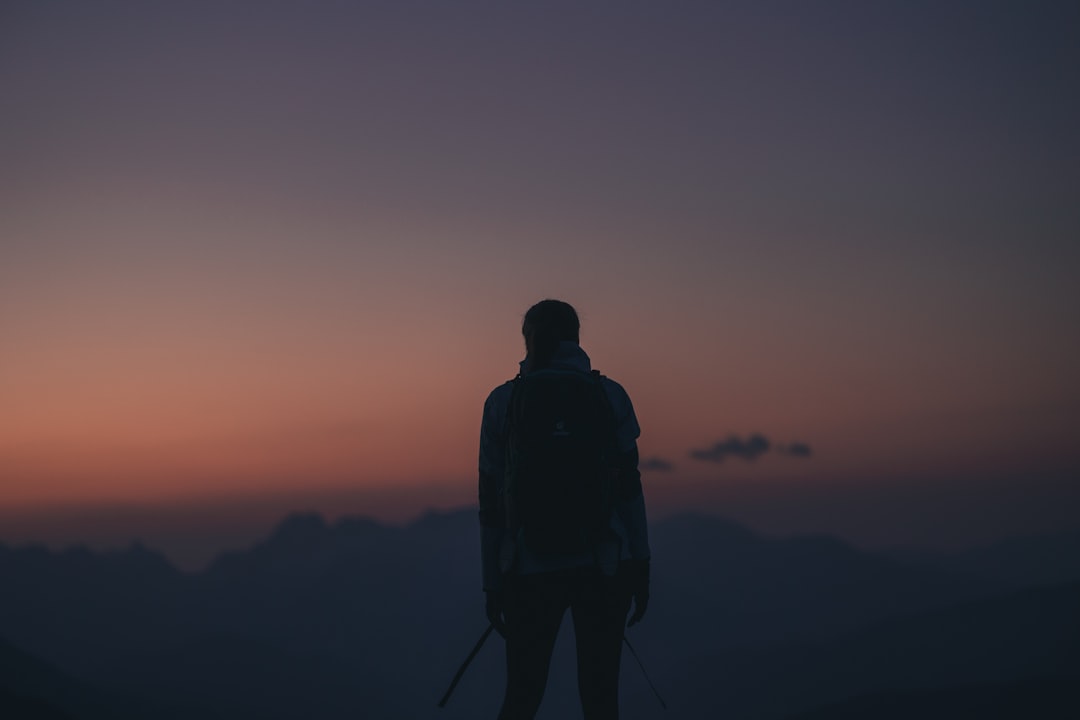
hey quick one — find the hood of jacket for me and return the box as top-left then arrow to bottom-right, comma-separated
519,341 -> 592,376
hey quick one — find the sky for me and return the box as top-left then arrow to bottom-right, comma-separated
2,1 -> 1079,563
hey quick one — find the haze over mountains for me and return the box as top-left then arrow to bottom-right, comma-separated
2,510 -> 1078,719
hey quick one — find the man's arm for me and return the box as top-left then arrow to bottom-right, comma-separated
606,380 -> 650,561
479,385 -> 510,591
606,379 -> 651,626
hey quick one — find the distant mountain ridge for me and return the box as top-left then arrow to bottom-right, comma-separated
1,510 -> 1078,719
890,529 -> 1080,586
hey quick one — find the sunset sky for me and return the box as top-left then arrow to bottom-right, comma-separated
2,1 -> 1078,562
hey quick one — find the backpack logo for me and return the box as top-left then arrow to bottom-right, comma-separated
553,420 -> 569,437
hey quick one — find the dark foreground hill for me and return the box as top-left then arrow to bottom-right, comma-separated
668,579 -> 1080,719
1,510 -> 1076,719
786,674 -> 1080,720
1,637 -> 79,720
0,635 -> 151,720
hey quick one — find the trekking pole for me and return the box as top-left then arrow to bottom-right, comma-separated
438,623 -> 496,708
623,634 -> 668,710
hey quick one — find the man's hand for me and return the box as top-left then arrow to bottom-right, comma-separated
626,558 -> 650,628
485,589 -> 507,637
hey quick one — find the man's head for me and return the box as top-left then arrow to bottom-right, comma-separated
522,299 -> 579,368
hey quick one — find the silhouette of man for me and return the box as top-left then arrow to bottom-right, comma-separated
479,299 -> 651,720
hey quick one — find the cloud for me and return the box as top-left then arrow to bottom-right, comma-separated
690,434 -> 771,462
689,434 -> 813,463
778,442 -> 813,458
640,457 -> 674,472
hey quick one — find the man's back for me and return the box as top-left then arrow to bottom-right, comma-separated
478,300 -> 650,720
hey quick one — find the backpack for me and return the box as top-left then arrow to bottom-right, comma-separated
504,368 -> 619,556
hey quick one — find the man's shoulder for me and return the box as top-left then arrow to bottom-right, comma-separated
596,374 -> 639,445
597,374 -> 632,404
484,378 -> 517,408
597,373 -> 628,393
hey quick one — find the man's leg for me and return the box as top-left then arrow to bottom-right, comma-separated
499,571 -> 570,720
570,567 -> 634,720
